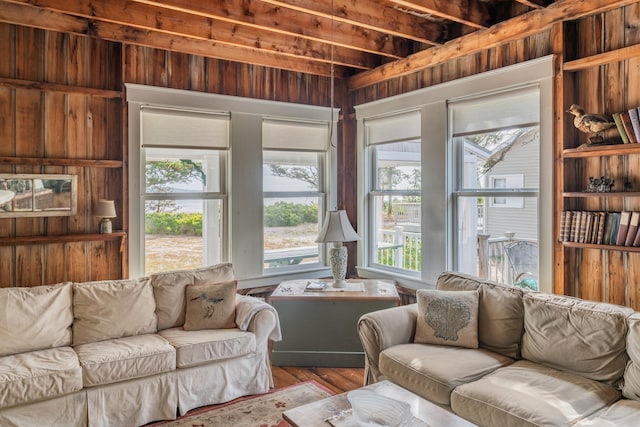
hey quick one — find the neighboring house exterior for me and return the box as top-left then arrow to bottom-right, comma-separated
481,128 -> 539,242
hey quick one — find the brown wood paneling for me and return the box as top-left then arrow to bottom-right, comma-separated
0,23 -> 126,287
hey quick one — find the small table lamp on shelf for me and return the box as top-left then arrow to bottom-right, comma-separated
316,210 -> 360,288
95,199 -> 116,234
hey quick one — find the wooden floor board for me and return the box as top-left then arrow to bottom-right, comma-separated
272,366 -> 364,394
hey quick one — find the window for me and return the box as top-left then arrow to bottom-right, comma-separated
127,84 -> 337,285
364,111 -> 421,275
262,119 -> 328,271
139,107 -> 229,275
355,56 -> 552,289
450,87 -> 540,285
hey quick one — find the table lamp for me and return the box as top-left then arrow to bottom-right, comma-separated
316,210 -> 360,288
95,199 -> 116,234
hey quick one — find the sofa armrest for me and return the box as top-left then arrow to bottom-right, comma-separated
357,303 -> 417,385
235,294 -> 282,346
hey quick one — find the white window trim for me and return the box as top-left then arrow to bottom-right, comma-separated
355,55 -> 554,292
127,84 -> 338,287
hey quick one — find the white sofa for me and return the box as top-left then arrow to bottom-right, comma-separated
358,271 -> 640,427
0,263 -> 281,427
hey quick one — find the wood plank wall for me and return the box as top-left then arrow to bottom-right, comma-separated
0,25 -> 340,287
0,25 -> 124,287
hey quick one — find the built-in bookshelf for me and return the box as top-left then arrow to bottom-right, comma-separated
554,11 -> 640,309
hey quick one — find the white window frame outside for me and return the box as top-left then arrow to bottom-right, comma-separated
489,174 -> 525,208
355,56 -> 554,292
127,84 -> 337,288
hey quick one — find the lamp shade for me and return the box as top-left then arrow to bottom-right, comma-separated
94,199 -> 116,218
316,210 -> 359,243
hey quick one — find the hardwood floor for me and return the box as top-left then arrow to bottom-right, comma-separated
272,366 -> 365,394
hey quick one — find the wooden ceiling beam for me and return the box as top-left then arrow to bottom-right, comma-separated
6,0 -> 377,70
349,0 -> 639,89
512,0 -> 548,9
259,0 -> 445,45
0,1 -> 349,77
388,0 -> 490,29
138,0 -> 413,58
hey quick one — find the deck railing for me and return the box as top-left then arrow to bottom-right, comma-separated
376,226 -> 536,281
378,226 -> 421,271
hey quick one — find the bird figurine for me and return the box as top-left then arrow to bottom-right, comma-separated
566,104 -> 616,145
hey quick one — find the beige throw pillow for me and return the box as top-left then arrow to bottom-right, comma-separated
184,281 -> 237,331
73,278 -> 157,345
415,289 -> 479,349
151,263 -> 236,330
0,282 -> 73,356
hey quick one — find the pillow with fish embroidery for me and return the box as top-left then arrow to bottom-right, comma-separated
183,280 -> 237,331
414,289 -> 479,349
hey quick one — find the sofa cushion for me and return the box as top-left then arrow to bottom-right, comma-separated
574,399 -> 640,427
72,277 -> 157,345
522,293 -> 633,385
436,271 -> 525,359
184,280 -> 237,331
151,263 -> 236,330
623,313 -> 640,400
451,360 -> 621,427
379,343 -> 513,405
0,282 -> 73,356
74,334 -> 176,387
159,327 -> 256,368
415,289 -> 479,349
0,347 -> 82,409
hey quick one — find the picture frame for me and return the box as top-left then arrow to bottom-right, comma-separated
0,174 -> 78,218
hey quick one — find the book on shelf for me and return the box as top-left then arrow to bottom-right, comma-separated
578,211 -> 588,243
596,212 -> 606,244
629,107 -> 640,143
634,221 -> 640,247
613,113 -> 630,144
560,211 -> 571,242
584,212 -> 594,243
610,213 -> 621,245
590,212 -> 600,244
625,212 -> 640,246
602,212 -> 620,245
621,112 -> 638,144
571,211 -> 582,242
616,211 -> 631,246
572,211 -> 580,242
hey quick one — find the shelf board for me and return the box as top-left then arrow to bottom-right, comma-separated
563,144 -> 640,158
0,157 -> 124,168
563,192 -> 640,198
564,44 -> 640,71
0,231 -> 126,246
562,241 -> 640,253
0,77 -> 123,98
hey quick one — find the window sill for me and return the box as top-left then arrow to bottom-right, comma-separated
356,266 -> 434,291
238,266 -> 332,289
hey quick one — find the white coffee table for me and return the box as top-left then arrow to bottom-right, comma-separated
283,380 -> 477,426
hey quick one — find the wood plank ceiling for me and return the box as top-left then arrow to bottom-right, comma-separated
0,0 -> 635,89
0,0 -> 555,79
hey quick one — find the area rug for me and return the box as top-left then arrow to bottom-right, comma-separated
153,381 -> 333,427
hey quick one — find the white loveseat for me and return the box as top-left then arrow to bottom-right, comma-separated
358,271 -> 640,427
0,263 -> 281,427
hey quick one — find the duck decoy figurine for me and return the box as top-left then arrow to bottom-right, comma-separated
566,104 -> 616,145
